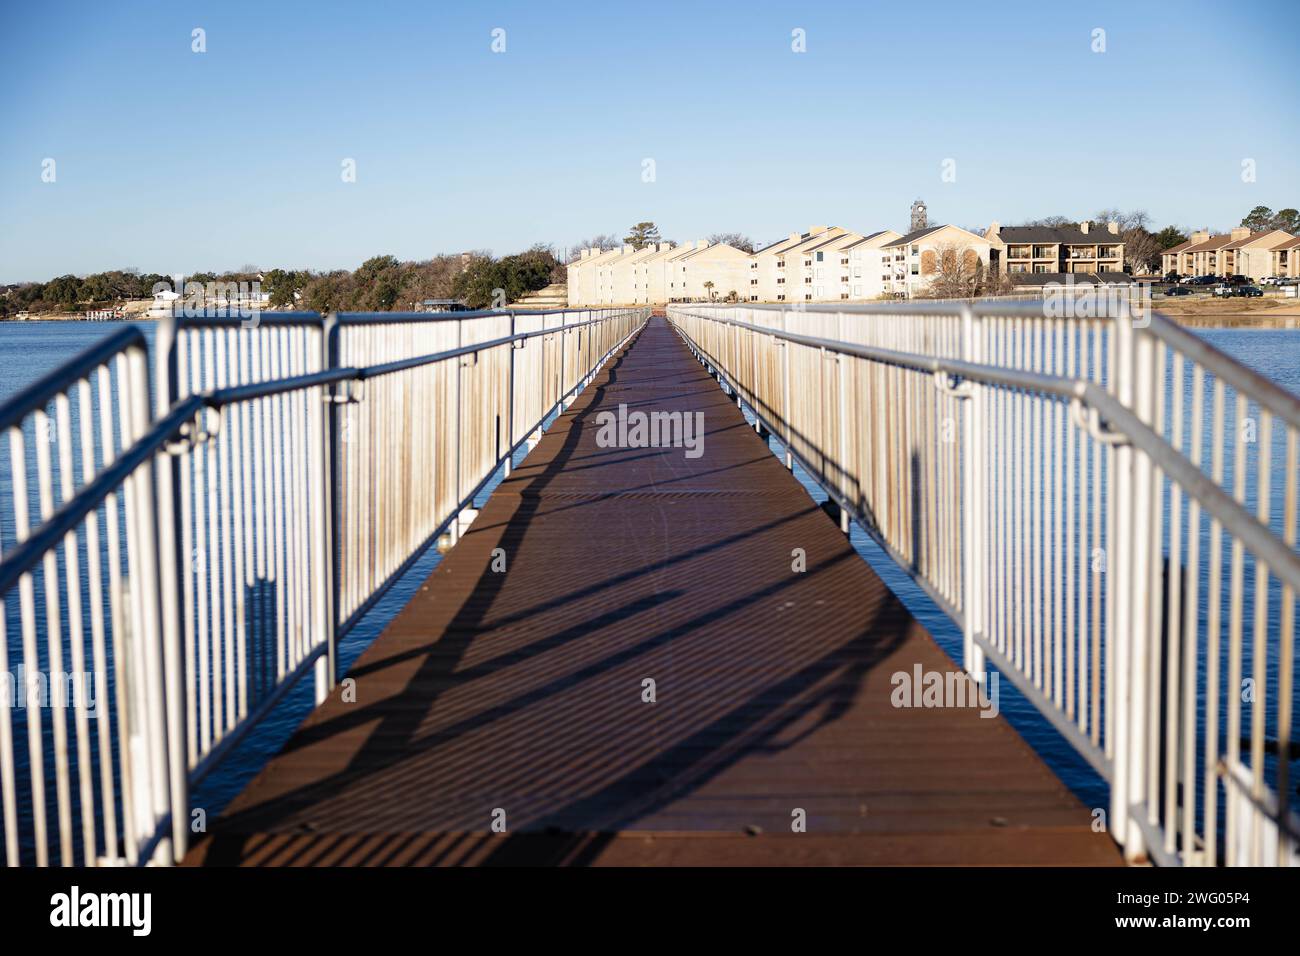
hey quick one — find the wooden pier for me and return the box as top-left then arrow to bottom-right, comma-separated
184,317 -> 1120,866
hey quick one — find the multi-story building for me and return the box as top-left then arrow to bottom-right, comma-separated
671,241 -> 752,302
1159,232 -> 1204,277
1161,227 -> 1297,279
879,225 -> 994,298
748,226 -> 853,303
1223,230 -> 1295,280
1272,235 -> 1300,278
566,245 -> 622,305
840,231 -> 901,300
985,221 -> 1124,275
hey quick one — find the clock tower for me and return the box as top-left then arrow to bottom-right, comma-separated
910,198 -> 929,233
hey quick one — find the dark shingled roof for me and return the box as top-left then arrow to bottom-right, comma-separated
882,225 -> 947,248
997,226 -> 1119,245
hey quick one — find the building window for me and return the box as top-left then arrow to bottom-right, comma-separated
777,294 -> 785,301
853,285 -> 862,296
805,294 -> 812,300
777,277 -> 785,284
841,293 -> 849,299
815,252 -> 823,262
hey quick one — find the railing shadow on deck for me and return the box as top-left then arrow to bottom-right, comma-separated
190,320 -> 916,865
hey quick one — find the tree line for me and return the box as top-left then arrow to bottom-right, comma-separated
1,245 -> 564,317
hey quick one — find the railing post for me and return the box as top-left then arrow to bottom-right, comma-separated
961,306 -> 986,679
451,315 -> 464,547
781,309 -> 793,470
318,314 -> 339,698
151,315 -> 187,862
836,313 -> 850,534
505,312 -> 515,478
1109,312 -> 1147,862
125,343 -> 173,864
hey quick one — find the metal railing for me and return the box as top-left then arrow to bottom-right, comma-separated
667,300 -> 1300,867
0,305 -> 648,866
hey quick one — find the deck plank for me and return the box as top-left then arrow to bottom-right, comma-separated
184,317 -> 1120,866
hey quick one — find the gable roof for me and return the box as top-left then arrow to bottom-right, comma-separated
1182,233 -> 1236,253
1222,229 -> 1295,250
882,225 -> 947,248
840,230 -> 898,250
996,225 -> 1119,245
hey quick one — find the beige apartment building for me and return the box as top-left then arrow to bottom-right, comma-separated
748,226 -> 852,303
566,212 -> 1165,305
1159,227 -> 1293,279
1272,235 -> 1300,278
1224,230 -> 1295,280
568,240 -> 754,305
879,225 -> 994,298
568,223 -> 984,305
986,221 -> 1124,276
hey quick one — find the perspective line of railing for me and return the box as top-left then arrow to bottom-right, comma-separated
0,305 -> 649,866
667,301 -> 1300,867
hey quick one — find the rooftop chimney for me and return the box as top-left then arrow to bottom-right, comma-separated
623,244 -> 634,254
1190,230 -> 1210,244
1230,227 -> 1251,241
1106,221 -> 1119,235
1079,221 -> 1091,234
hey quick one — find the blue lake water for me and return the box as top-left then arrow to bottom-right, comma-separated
0,320 -> 1297,839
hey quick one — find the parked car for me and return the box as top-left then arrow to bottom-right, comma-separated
1212,284 -> 1233,296
1164,272 -> 1182,283
1223,274 -> 1250,286
1233,285 -> 1264,297
1192,275 -> 1220,285
1164,285 -> 1193,296
1261,276 -> 1283,286
1178,275 -> 1199,285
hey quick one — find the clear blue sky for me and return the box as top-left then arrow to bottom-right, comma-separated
2,0 -> 1297,283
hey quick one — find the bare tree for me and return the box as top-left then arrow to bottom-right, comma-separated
706,232 -> 755,253
923,243 -> 985,298
1094,208 -> 1157,274
568,234 -> 620,261
1013,215 -> 1075,228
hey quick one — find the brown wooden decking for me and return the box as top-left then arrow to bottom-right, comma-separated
184,317 -> 1120,866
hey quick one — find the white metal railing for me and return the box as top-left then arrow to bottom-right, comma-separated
668,301 -> 1300,867
0,306 -> 647,866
